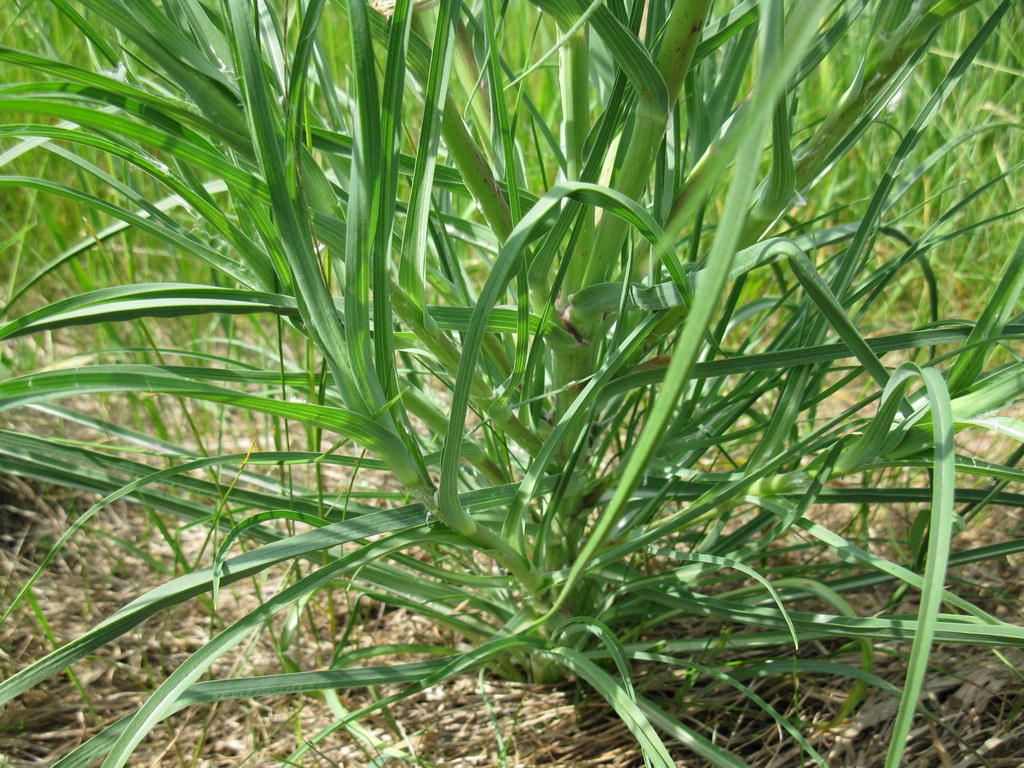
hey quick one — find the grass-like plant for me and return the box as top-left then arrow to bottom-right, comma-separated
1,0 -> 1023,765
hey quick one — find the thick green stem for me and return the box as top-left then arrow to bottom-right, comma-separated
453,18 -> 493,142
441,102 -> 515,242
553,21 -> 594,416
656,0 -> 713,101
578,103 -> 665,289
553,0 -> 712,417
579,0 -> 711,290
559,22 -> 594,297
561,25 -> 589,180
404,14 -> 544,442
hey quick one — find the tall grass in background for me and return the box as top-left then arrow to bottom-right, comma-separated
1,0 -> 1023,764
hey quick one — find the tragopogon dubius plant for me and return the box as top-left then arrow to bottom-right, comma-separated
1,0 -> 1023,765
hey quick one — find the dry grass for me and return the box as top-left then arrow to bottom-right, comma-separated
2,476 -> 1023,767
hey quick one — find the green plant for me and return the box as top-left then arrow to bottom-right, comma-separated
1,0 -> 1023,765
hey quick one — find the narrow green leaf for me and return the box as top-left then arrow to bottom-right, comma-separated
0,365 -> 424,486
541,646 -> 675,768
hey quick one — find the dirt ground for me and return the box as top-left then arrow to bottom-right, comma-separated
2,473 -> 1024,767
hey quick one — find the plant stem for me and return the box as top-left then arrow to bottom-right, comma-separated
578,0 -> 711,290
441,85 -> 515,242
553,0 -> 713,418
560,21 -> 593,292
453,17 -> 493,142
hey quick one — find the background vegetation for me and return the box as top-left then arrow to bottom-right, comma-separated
1,0 -> 1023,765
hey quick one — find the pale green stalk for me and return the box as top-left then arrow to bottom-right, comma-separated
553,0 -> 712,422
578,0 -> 712,290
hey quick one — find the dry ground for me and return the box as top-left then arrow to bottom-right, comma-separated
2,474 -> 1023,767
